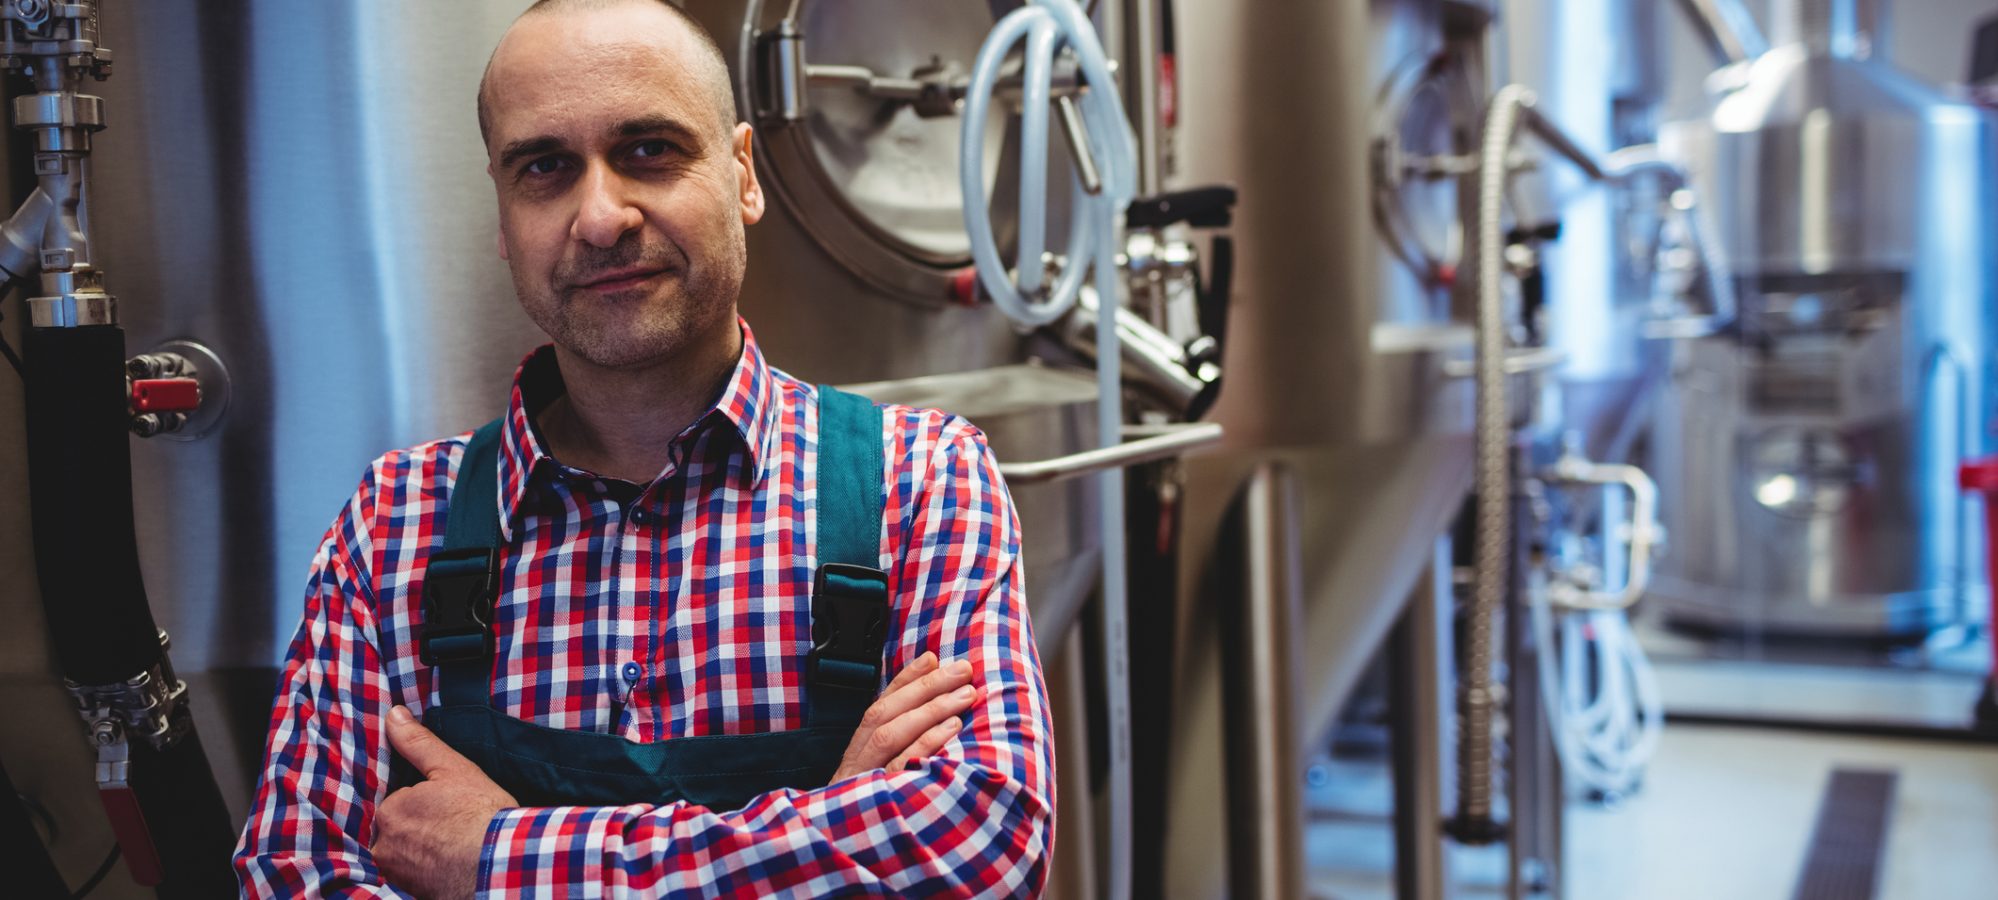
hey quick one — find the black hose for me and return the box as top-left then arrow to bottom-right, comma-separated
0,756 -> 69,899
71,844 -> 120,899
23,323 -> 238,896
131,729 -> 238,896
23,325 -> 164,681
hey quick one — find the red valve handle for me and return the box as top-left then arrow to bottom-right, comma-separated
948,266 -> 979,306
131,377 -> 200,414
97,786 -> 164,886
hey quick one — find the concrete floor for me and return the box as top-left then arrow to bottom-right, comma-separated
1307,724 -> 1998,899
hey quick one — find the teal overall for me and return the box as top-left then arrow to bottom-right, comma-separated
393,387 -> 889,811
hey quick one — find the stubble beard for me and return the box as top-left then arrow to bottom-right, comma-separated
518,228 -> 746,371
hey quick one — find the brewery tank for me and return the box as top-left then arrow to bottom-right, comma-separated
1654,0 -> 1998,635
0,2 -> 546,893
1162,1 -> 1493,894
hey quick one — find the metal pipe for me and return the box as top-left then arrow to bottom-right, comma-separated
1123,0 -> 1161,195
1224,462 -> 1306,900
1065,285 -> 1222,419
1506,490 -> 1563,900
1521,108 -> 1607,181
1541,456 -> 1662,611
998,421 -> 1221,485
1045,631 -> 1099,900
1388,541 -> 1450,900
0,184 -> 54,278
1672,0 -> 1771,66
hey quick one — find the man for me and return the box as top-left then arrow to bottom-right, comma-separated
232,0 -> 1052,896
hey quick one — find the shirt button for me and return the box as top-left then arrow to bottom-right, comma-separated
621,662 -> 643,683
630,507 -> 653,525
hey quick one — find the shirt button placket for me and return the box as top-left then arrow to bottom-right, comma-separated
621,501 -> 654,738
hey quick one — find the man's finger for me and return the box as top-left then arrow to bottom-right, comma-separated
862,659 -> 973,737
385,705 -> 474,780
864,684 -> 977,766
881,651 -> 939,697
889,714 -> 968,772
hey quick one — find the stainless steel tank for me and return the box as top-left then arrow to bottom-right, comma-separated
1162,1 -> 1491,895
1654,0 -> 1998,635
0,3 -> 546,894
687,0 -> 1112,640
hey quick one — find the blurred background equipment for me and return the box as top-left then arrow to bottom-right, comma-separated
1,1 -> 1995,898
1653,0 -> 1998,639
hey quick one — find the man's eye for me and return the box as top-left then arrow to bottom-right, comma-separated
631,140 -> 674,159
524,156 -> 565,176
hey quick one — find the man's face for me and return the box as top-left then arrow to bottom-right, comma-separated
482,5 -> 763,370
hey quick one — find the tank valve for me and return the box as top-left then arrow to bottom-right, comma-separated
125,339 -> 228,438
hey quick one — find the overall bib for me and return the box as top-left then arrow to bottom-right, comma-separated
393,387 -> 889,811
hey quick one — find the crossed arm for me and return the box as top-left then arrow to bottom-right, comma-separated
372,651 -> 987,898
234,426 -> 1053,898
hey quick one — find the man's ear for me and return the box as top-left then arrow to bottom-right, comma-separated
734,122 -> 765,226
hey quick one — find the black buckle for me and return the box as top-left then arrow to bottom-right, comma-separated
809,563 -> 889,683
418,547 -> 499,667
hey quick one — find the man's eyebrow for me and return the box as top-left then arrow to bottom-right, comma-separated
497,135 -> 565,170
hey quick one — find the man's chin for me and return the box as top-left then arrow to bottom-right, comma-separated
561,335 -> 681,370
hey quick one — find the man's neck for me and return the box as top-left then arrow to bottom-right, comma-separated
537,319 -> 744,485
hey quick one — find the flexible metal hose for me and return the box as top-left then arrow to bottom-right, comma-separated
1457,83 -> 1536,837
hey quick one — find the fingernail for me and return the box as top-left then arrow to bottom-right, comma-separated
389,705 -> 412,725
921,651 -> 939,667
948,660 -> 972,677
954,685 -> 976,702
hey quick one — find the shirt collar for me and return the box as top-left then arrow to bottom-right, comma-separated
494,317 -> 779,539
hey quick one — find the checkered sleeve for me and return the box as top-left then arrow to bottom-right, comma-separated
478,414 -> 1054,897
234,460 -> 412,898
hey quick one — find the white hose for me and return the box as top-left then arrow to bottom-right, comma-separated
960,0 -> 1136,326
961,4 -> 1138,899
1530,592 -> 1665,798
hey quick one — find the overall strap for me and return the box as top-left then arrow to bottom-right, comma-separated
419,418 -> 507,708
808,386 -> 890,728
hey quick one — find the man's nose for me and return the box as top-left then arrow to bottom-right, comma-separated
570,160 -> 643,248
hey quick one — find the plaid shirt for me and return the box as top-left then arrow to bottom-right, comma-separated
234,321 -> 1052,897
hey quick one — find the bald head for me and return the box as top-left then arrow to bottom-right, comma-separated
477,0 -> 737,148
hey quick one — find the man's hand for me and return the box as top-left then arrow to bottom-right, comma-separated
375,706 -> 517,900
831,652 -> 980,783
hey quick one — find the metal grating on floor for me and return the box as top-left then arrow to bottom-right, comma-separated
1792,768 -> 1898,900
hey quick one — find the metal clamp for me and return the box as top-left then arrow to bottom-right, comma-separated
998,421 -> 1222,485
63,629 -> 190,753
26,265 -> 115,326
1540,455 -> 1661,611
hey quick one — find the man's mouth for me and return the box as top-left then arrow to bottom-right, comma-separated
574,266 -> 670,293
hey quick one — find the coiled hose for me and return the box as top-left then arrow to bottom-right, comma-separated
961,2 -> 1138,897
